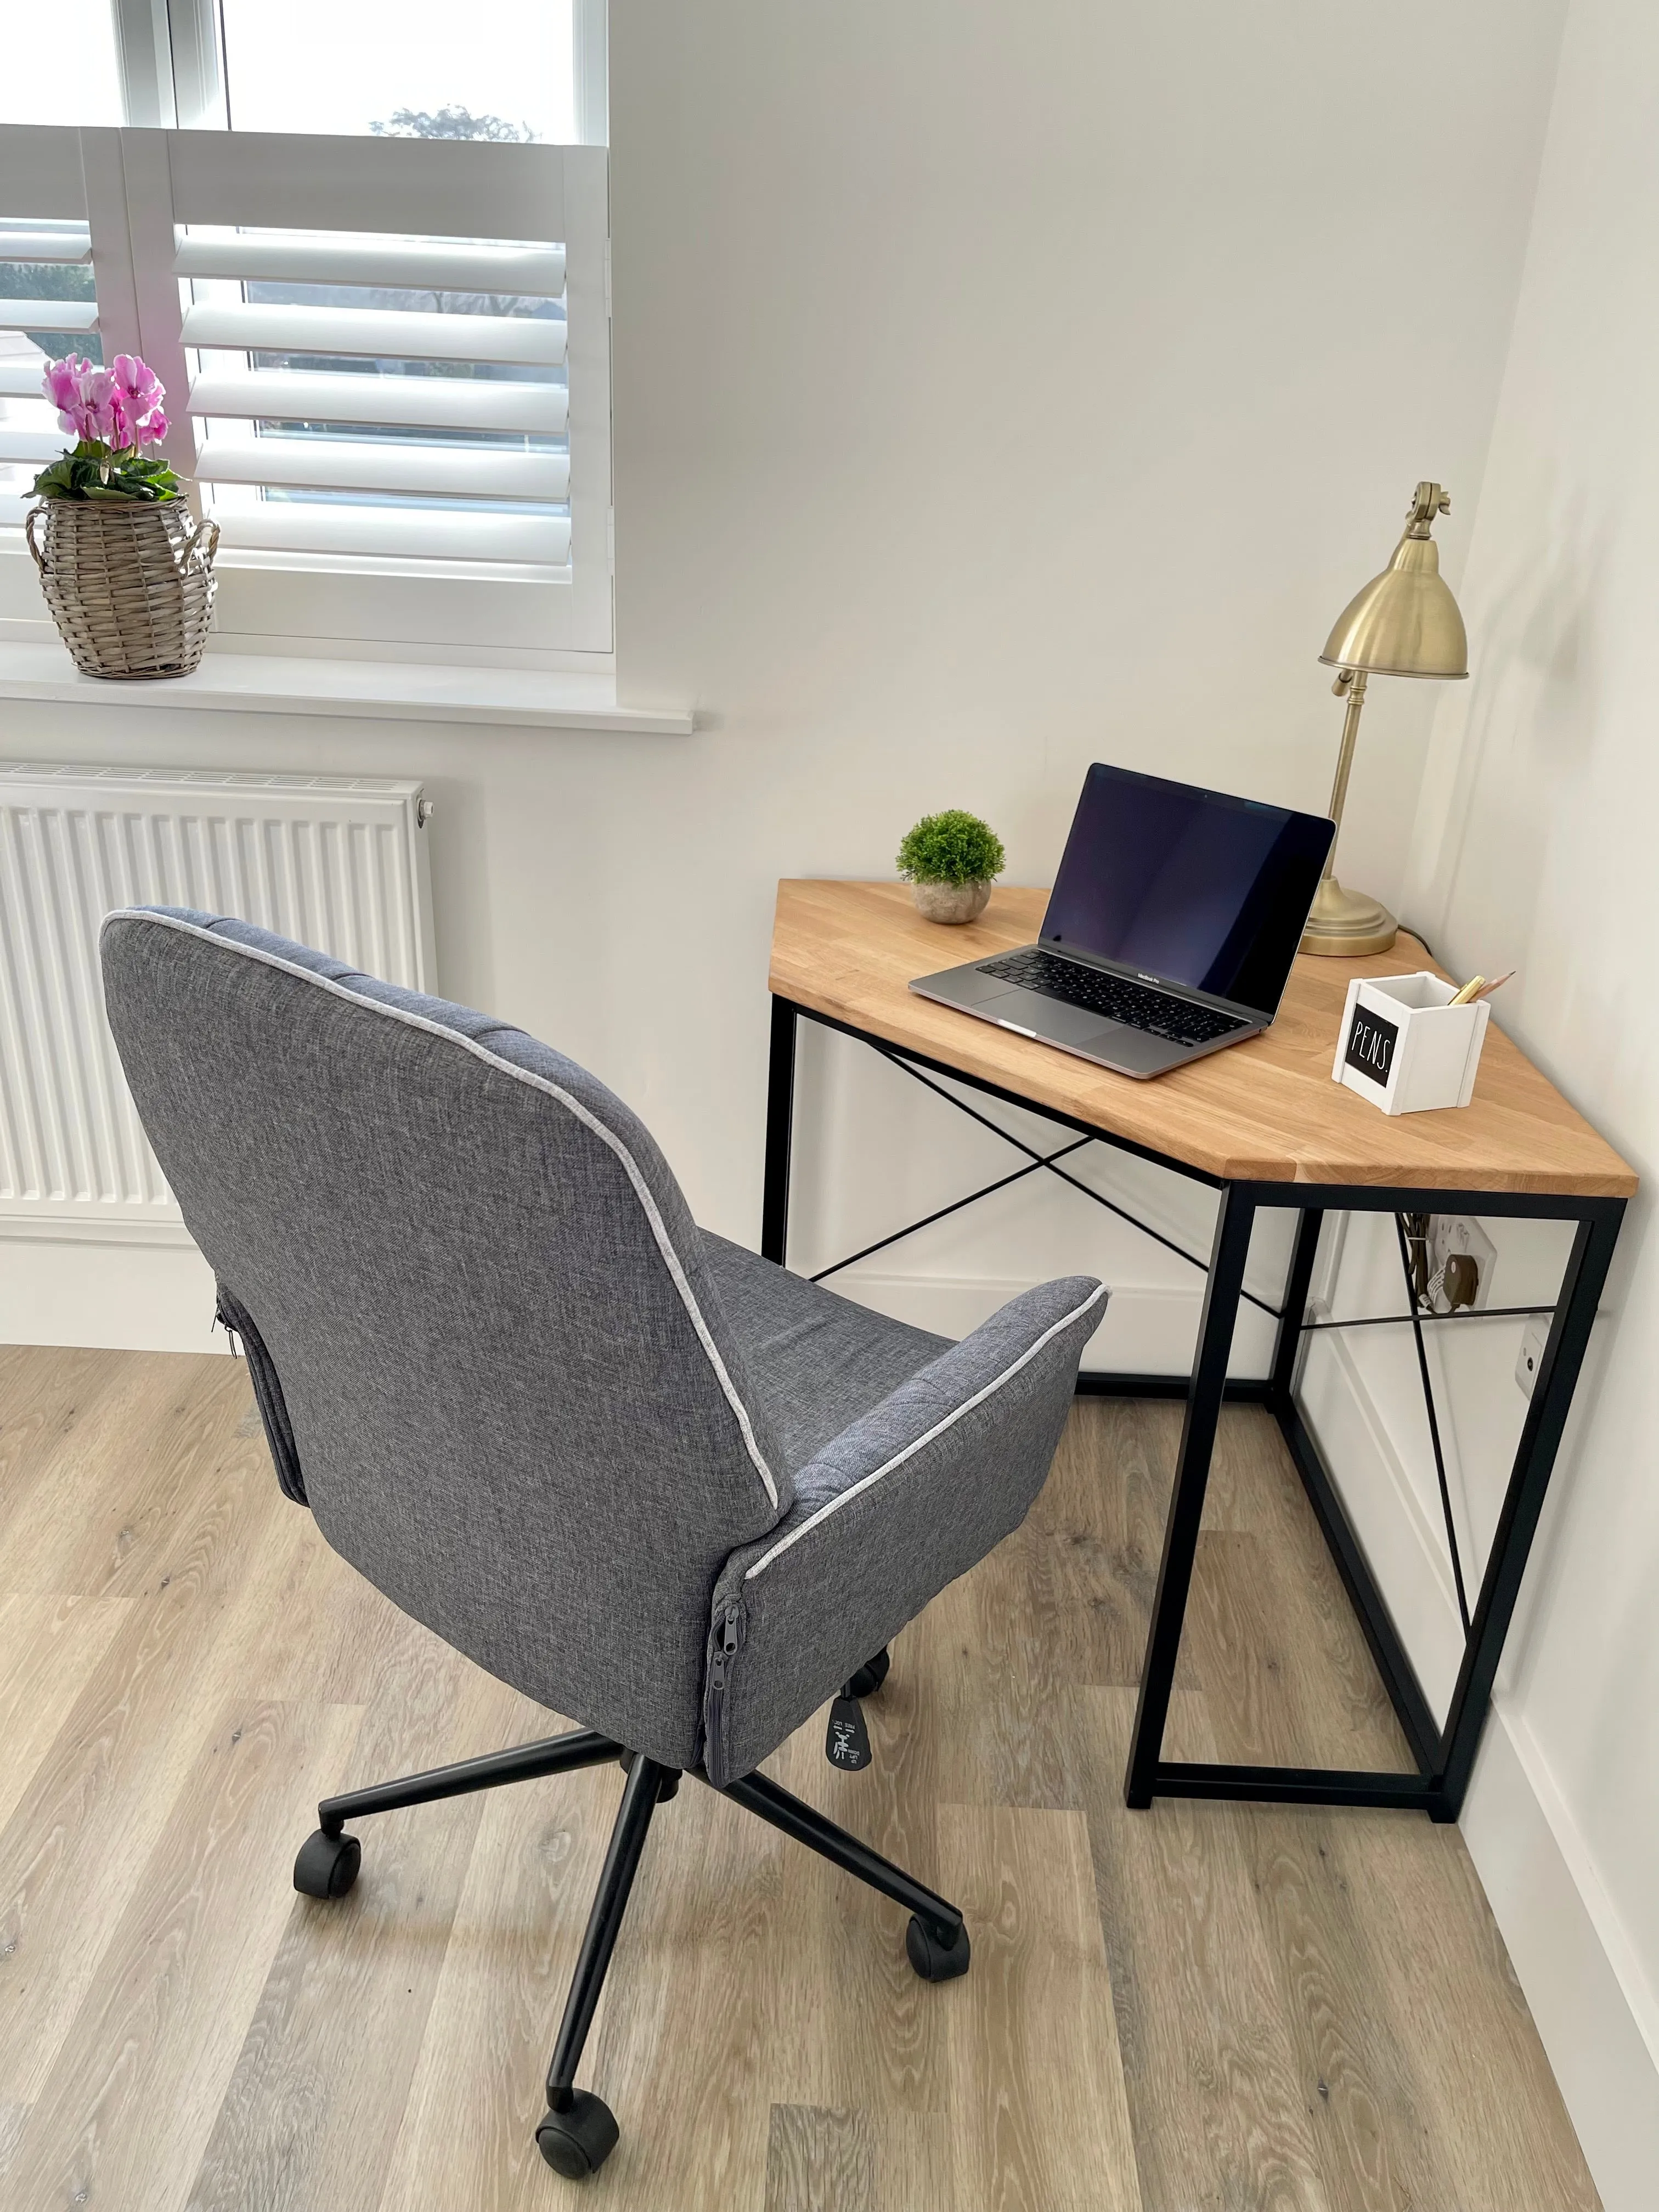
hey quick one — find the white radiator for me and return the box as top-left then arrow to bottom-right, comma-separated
0,761 -> 434,1241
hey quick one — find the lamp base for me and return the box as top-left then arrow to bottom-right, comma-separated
1299,874 -> 1398,958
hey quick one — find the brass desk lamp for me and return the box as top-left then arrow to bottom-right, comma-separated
1301,481 -> 1469,956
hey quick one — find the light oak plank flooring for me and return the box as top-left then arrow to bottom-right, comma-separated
0,1350 -> 1600,2210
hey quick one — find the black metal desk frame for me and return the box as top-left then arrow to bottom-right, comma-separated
761,995 -> 1624,1824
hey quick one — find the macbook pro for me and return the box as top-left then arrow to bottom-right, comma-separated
910,761 -> 1336,1080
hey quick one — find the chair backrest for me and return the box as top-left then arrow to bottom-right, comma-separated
100,907 -> 788,1768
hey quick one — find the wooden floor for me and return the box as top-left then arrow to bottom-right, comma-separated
0,1345 -> 1598,2212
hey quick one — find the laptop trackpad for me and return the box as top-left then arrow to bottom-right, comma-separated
1088,1022 -> 1187,1074
994,994 -> 1118,1048
999,997 -> 1188,1074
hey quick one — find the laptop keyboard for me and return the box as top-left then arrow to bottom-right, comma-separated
977,947 -> 1248,1047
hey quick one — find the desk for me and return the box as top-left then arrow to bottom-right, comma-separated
765,881 -> 1636,1821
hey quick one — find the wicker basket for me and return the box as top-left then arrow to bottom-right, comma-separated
25,498 -> 219,680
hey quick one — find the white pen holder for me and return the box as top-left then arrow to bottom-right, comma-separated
1331,972 -> 1491,1115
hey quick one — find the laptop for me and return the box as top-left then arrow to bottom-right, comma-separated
909,761 -> 1335,1080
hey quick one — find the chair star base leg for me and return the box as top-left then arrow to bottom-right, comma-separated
315,1726 -> 623,1838
538,1751 -> 675,2179
710,1764 -> 970,1970
296,1727 -> 624,1897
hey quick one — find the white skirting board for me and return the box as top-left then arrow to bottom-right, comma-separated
0,1255 -> 1266,1372
1462,1712 -> 1659,2212
0,1228 -> 223,1354
826,1269 -> 1279,1379
1299,1316 -> 1659,2211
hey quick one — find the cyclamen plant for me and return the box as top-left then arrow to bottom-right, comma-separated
31,353 -> 182,503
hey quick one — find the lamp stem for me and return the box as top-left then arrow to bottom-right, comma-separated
1322,667 -> 1368,878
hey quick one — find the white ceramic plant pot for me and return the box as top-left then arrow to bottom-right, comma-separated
912,879 -> 991,925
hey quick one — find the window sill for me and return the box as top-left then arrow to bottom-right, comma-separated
0,642 -> 695,735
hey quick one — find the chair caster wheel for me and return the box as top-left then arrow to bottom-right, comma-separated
906,1914 -> 970,1982
293,1828 -> 361,1899
843,1647 -> 891,1700
537,2090 -> 619,2179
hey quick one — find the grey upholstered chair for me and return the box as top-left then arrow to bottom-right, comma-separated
101,905 -> 1105,2182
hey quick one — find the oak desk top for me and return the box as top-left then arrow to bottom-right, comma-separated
769,881 -> 1637,1197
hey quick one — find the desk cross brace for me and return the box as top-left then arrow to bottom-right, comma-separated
811,1042 -> 1286,1313
763,995 -> 1625,1822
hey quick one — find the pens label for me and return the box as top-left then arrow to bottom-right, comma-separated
1344,1004 -> 1398,1085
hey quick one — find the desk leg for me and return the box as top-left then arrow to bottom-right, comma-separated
761,996 -> 797,1267
1432,1205 -> 1623,1818
1269,1208 -> 1323,1403
1124,1183 -> 1257,1808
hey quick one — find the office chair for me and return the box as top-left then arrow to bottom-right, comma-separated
101,906 -> 1105,2181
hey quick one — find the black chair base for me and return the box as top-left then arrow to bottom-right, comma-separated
292,1716 -> 968,2182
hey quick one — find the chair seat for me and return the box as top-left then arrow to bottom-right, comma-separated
697,1231 -> 950,1475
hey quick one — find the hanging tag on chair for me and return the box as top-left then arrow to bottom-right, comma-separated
825,1695 -> 872,1771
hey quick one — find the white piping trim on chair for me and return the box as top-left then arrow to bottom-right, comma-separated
103,908 -> 781,1510
741,1280 -> 1108,1580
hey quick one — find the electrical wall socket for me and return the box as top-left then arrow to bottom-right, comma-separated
1515,1314 -> 1550,1398
1425,1214 -> 1497,1314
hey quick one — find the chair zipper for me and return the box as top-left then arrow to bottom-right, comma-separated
705,1603 -> 744,1781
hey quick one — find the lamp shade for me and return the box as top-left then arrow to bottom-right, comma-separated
1319,483 -> 1469,680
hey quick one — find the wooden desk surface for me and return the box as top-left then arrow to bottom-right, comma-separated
770,881 -> 1637,1197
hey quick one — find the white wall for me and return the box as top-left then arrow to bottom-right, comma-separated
1306,2 -> 1659,2199
602,0 -> 1566,1367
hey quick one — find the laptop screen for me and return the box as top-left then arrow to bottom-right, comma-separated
1041,763 -> 1335,1019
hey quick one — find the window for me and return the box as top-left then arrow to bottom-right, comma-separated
0,4 -> 611,663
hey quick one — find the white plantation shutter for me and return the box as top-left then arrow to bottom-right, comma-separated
0,232 -> 98,492
0,126 -> 612,654
0,131 -> 100,526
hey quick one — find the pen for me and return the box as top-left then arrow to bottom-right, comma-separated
1447,969 -> 1515,1007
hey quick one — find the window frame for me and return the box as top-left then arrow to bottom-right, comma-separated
0,5 -> 612,666
109,0 -> 608,142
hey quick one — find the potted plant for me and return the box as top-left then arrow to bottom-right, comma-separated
896,809 -> 1007,924
25,353 -> 218,679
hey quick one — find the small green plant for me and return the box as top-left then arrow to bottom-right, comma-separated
896,809 -> 1006,888
32,442 -> 180,504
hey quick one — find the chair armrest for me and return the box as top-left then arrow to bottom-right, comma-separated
702,1275 -> 1107,1785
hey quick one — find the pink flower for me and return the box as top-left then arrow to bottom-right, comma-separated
109,353 -> 167,445
44,353 -> 101,438
40,351 -> 167,450
84,377 -> 119,444
41,353 -> 116,443
42,355 -> 81,419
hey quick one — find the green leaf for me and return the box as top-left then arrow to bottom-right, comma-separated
29,458 -> 77,498
29,445 -> 183,501
896,809 -> 1007,887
